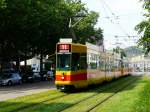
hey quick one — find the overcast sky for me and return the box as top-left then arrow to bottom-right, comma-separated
81,0 -> 145,49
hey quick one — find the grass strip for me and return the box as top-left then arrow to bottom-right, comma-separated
62,76 -> 137,112
0,90 -> 66,112
133,76 -> 150,112
20,76 -> 134,112
90,76 -> 145,112
0,89 -> 60,107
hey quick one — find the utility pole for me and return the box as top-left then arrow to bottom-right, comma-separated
68,15 -> 86,42
69,18 -> 77,42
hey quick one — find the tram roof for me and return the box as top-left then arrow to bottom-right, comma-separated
57,42 -> 87,53
57,42 -> 86,46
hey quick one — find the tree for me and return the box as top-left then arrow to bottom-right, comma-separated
141,0 -> 150,9
0,0 -> 6,9
72,11 -> 103,44
0,0 -> 103,71
113,47 -> 126,59
0,1 -> 66,57
135,0 -> 150,54
0,0 -> 65,70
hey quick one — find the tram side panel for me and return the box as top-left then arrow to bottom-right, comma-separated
114,59 -> 122,78
105,54 -> 116,81
122,60 -> 131,76
123,63 -> 129,76
86,46 -> 108,85
86,59 -> 106,85
86,48 -> 117,85
70,52 -> 88,88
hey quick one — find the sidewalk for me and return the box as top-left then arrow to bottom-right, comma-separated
0,81 -> 56,101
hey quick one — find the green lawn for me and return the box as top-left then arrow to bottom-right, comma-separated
91,76 -> 150,112
0,76 -> 150,112
0,90 -> 66,112
19,77 -> 134,112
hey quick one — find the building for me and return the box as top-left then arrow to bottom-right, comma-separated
20,55 -> 48,72
129,54 -> 150,75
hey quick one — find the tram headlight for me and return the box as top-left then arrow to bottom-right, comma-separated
61,76 -> 64,80
61,74 -> 65,80
61,73 -> 65,80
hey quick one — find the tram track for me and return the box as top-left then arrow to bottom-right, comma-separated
60,77 -> 137,112
14,85 -> 110,112
85,77 -> 137,112
1,76 -> 135,112
8,84 -> 109,112
9,94 -> 68,112
25,77 -> 134,112
15,77 -> 131,112
0,90 -> 61,108
0,92 -> 68,112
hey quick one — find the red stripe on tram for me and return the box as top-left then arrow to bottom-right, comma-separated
56,73 -> 87,81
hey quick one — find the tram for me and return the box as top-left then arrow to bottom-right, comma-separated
55,39 -> 131,91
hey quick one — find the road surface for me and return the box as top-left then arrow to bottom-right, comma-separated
0,81 -> 55,101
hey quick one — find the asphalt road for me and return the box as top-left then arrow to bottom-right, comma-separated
0,81 -> 55,101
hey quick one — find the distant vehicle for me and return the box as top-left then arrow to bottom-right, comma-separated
0,72 -> 22,86
40,70 -> 47,81
22,72 -> 41,83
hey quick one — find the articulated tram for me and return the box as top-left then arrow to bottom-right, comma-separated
55,40 -> 131,91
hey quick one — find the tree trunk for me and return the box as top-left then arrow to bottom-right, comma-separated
24,51 -> 27,72
40,53 -> 43,73
16,56 -> 20,72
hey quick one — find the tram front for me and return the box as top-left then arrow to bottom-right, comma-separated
55,43 -> 73,91
55,43 -> 88,91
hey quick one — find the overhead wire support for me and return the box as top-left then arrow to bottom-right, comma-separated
99,0 -> 131,38
68,15 -> 86,42
100,0 -> 120,23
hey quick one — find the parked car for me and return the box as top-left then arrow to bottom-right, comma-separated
22,72 -> 41,83
40,70 -> 47,81
0,72 -> 22,86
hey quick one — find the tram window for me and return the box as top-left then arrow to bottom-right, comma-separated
72,53 -> 80,70
80,53 -> 87,69
90,62 -> 97,69
100,59 -> 105,71
87,54 -> 90,64
57,54 -> 71,70
110,60 -> 114,72
105,61 -> 109,71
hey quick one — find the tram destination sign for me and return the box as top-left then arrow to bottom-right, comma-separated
57,44 -> 71,53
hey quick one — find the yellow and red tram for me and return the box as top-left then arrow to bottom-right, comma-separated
55,41 -> 131,91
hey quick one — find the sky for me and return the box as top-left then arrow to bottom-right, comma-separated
81,0 -> 146,50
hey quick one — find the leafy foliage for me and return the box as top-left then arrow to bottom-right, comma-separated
135,0 -> 150,54
73,11 -> 103,44
113,47 -> 126,59
141,0 -> 150,9
0,0 -> 103,69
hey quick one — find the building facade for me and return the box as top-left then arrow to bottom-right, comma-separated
129,54 -> 150,75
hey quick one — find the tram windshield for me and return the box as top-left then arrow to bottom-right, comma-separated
57,54 -> 71,70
